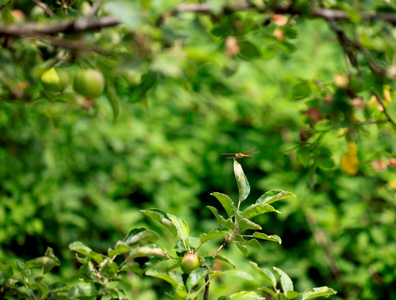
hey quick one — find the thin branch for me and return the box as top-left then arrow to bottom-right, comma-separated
1,2 -> 396,39
21,31 -> 111,55
173,2 -> 396,24
0,0 -> 12,11
327,18 -> 387,76
86,0 -> 102,20
30,0 -> 55,17
0,16 -> 120,36
372,91 -> 396,132
61,0 -> 68,15
203,274 -> 210,300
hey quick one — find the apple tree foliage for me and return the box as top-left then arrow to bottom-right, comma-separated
0,159 -> 337,299
1,0 -> 396,299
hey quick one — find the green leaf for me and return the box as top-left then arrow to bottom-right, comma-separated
30,282 -> 50,297
68,283 -> 98,298
223,270 -> 255,281
261,45 -> 278,60
210,192 -> 236,217
291,81 -> 311,100
202,257 -> 216,269
0,264 -> 13,284
106,83 -> 121,122
200,229 -> 229,243
315,147 -> 336,170
207,206 -> 236,230
239,41 -> 261,58
211,23 -> 230,37
242,203 -> 278,219
253,232 -> 282,244
104,0 -> 140,30
69,242 -> 104,264
302,287 -> 337,299
286,290 -> 300,299
234,160 -> 250,202
108,241 -> 131,257
242,238 -> 261,249
229,291 -> 265,299
145,257 -> 169,271
123,228 -> 159,245
238,218 -> 262,232
297,147 -> 310,166
100,258 -> 118,277
24,257 -> 60,273
274,267 -> 294,294
249,262 -> 277,288
186,236 -> 201,249
315,156 -> 336,170
216,255 -> 236,268
256,190 -> 295,205
186,268 -> 208,290
234,242 -> 248,256
169,270 -> 184,286
141,209 -> 177,237
167,213 -> 190,241
277,41 -> 297,53
127,246 -> 170,259
120,262 -> 143,276
258,286 -> 277,298
145,268 -> 179,289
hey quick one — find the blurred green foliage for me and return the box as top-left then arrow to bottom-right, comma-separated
1,0 -> 396,299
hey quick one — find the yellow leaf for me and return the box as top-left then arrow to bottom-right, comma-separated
340,143 -> 359,175
347,142 -> 357,155
383,87 -> 392,103
390,179 -> 396,189
340,154 -> 359,175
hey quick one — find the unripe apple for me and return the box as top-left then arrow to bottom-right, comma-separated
40,67 -> 69,92
181,254 -> 200,274
73,69 -> 105,99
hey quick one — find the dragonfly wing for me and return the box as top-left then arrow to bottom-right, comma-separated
242,147 -> 257,154
246,151 -> 259,155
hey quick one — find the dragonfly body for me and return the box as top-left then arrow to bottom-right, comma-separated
222,147 -> 259,159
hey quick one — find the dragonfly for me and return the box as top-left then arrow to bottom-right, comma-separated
222,147 -> 259,160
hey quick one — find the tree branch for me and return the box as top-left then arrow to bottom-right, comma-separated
19,31 -> 110,55
372,91 -> 396,132
173,2 -> 396,24
1,2 -> 396,39
0,0 -> 12,11
0,16 -> 120,36
30,0 -> 55,17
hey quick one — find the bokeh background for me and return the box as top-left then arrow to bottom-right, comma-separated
1,1 -> 396,299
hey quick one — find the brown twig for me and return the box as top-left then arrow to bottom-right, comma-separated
202,237 -> 230,299
1,2 -> 396,39
327,17 -> 387,77
173,2 -> 396,24
0,0 -> 12,11
19,31 -> 110,55
372,91 -> 396,132
30,0 -> 55,17
61,0 -> 68,15
0,16 -> 120,36
203,274 -> 210,300
86,0 -> 102,20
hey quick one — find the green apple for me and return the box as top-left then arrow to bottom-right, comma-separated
181,254 -> 200,274
73,69 -> 105,99
40,67 -> 69,92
